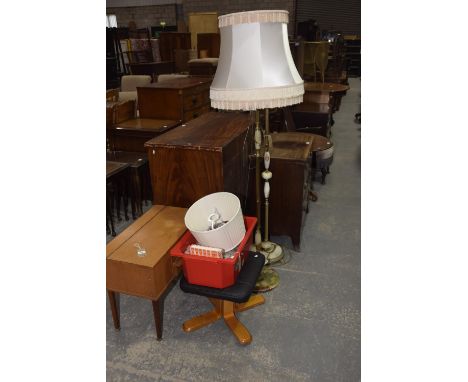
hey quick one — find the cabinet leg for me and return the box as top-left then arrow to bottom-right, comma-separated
152,299 -> 163,341
107,290 -> 120,330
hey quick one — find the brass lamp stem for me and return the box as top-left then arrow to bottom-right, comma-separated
263,108 -> 271,242
254,110 -> 262,246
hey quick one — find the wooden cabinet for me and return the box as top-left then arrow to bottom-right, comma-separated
106,205 -> 187,300
247,132 -> 314,250
158,32 -> 191,62
188,12 -> 218,51
106,205 -> 187,339
145,111 -> 253,209
137,76 -> 212,123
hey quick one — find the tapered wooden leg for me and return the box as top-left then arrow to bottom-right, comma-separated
107,290 -> 120,330
152,299 -> 163,341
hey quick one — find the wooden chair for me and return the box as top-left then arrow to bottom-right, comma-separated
303,42 -> 318,81
180,252 -> 265,345
315,42 -> 330,83
303,41 -> 329,82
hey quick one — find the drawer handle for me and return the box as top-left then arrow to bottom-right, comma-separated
192,97 -> 197,104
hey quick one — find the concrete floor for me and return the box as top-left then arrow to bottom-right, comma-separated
106,78 -> 361,382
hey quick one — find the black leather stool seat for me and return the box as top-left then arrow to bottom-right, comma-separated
180,252 -> 265,303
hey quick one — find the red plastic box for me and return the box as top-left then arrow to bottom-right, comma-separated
170,216 -> 257,289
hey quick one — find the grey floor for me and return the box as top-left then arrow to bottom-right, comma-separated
107,78 -> 361,382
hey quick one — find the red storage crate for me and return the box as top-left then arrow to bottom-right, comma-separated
170,216 -> 257,288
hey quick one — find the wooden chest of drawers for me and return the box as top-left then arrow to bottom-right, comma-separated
137,76 -> 212,123
145,111 -> 253,208
247,132 -> 314,251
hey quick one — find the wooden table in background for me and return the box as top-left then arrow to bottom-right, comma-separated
304,82 -> 350,112
106,161 -> 131,236
106,151 -> 152,218
109,118 -> 180,152
106,205 -> 187,340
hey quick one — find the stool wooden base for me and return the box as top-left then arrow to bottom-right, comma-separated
182,294 -> 265,345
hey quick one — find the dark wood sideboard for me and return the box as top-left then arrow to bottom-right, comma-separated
247,132 -> 314,251
137,76 -> 212,123
145,111 -> 253,209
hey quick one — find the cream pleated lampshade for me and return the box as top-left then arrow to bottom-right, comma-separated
210,10 -> 304,111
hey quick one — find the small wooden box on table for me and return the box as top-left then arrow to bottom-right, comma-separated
106,205 -> 187,340
137,76 -> 212,123
145,111 -> 252,208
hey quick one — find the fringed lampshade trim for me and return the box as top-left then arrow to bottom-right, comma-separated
219,10 -> 289,28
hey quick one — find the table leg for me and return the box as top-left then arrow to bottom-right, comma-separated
152,299 -> 163,340
107,290 -> 120,330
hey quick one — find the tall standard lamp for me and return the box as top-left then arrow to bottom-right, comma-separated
210,10 -> 304,291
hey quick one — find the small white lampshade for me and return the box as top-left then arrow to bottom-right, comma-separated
210,10 -> 304,111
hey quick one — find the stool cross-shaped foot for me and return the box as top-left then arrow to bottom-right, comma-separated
180,251 -> 266,345
182,295 -> 265,345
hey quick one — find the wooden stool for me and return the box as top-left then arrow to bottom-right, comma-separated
180,252 -> 265,345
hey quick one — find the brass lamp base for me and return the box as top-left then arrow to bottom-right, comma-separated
260,241 -> 283,264
249,241 -> 283,265
254,267 -> 280,293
